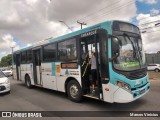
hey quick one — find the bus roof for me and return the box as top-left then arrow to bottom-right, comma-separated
13,20 -> 133,53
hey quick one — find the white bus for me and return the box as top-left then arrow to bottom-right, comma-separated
13,20 -> 150,103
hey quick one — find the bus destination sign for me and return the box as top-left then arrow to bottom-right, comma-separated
61,63 -> 78,69
81,30 -> 97,38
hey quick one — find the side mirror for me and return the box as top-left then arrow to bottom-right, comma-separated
109,35 -> 121,61
112,37 -> 120,55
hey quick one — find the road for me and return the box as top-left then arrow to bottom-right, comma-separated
0,78 -> 159,120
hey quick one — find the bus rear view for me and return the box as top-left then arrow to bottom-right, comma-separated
106,21 -> 150,103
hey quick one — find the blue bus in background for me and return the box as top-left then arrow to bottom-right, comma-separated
13,20 -> 150,103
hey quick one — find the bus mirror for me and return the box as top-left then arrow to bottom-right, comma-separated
109,36 -> 120,61
112,37 -> 120,54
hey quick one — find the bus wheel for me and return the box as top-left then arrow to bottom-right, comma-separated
67,80 -> 82,102
25,75 -> 32,88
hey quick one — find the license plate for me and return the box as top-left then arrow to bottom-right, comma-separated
140,89 -> 145,94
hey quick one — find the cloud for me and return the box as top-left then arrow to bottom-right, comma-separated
0,34 -> 20,51
136,13 -> 160,53
138,0 -> 158,4
47,0 -> 137,29
0,34 -> 20,60
150,8 -> 160,16
0,0 -> 137,59
146,0 -> 158,4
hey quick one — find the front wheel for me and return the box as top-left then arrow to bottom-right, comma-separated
67,80 -> 82,102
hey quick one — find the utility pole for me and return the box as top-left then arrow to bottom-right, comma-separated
10,46 -> 15,79
77,21 -> 86,29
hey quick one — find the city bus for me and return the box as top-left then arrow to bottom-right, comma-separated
13,20 -> 150,103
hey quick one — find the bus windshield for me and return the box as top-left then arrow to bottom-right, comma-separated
113,35 -> 146,71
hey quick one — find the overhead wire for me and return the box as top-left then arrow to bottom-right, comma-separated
141,29 -> 160,34
83,0 -> 135,25
70,0 -> 135,28
59,0 -> 160,35
68,0 -> 124,25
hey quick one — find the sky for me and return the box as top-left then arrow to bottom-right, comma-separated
0,0 -> 160,59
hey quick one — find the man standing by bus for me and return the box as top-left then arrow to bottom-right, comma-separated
89,52 -> 97,93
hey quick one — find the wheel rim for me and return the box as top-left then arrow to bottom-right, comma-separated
155,69 -> 158,72
70,84 -> 79,98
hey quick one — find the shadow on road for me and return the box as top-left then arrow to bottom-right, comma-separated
16,82 -> 148,111
0,91 -> 10,96
82,97 -> 147,111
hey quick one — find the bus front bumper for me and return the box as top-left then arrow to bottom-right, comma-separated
113,83 -> 150,103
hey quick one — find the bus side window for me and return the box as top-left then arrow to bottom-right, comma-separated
58,38 -> 77,61
43,43 -> 56,62
21,51 -> 27,64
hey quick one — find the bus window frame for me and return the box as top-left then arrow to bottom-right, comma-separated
26,50 -> 32,64
21,51 -> 27,64
97,29 -> 109,83
13,53 -> 16,65
57,37 -> 78,62
42,42 -> 57,62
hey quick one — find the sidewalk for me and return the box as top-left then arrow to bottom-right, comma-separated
149,78 -> 160,80
148,71 -> 160,81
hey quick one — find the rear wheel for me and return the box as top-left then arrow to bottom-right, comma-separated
25,75 -> 32,88
154,69 -> 159,72
67,80 -> 82,102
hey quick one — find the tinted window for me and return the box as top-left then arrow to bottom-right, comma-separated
58,38 -> 77,61
26,50 -> 32,63
43,43 -> 57,62
148,64 -> 157,66
21,51 -> 26,64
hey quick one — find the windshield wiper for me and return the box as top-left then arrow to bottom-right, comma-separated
123,33 -> 136,55
123,33 -> 141,68
135,37 -> 144,67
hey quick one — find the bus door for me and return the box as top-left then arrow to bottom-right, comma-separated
16,53 -> 21,80
80,33 -> 101,98
33,49 -> 42,85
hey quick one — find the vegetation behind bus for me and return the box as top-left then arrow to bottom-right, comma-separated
0,54 -> 12,67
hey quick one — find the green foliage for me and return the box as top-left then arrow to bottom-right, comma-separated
0,54 -> 12,67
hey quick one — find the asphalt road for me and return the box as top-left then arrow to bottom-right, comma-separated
0,78 -> 159,120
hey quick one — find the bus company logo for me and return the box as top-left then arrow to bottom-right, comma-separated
135,80 -> 141,87
2,112 -> 11,117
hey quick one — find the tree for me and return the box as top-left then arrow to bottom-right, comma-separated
0,54 -> 12,67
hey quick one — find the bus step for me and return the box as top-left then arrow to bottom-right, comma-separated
83,94 -> 99,99
34,84 -> 43,87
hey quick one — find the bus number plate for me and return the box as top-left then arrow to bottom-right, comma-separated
140,89 -> 145,94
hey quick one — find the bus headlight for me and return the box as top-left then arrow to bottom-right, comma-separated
116,80 -> 131,92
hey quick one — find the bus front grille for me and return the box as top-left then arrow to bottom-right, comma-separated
126,70 -> 147,80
